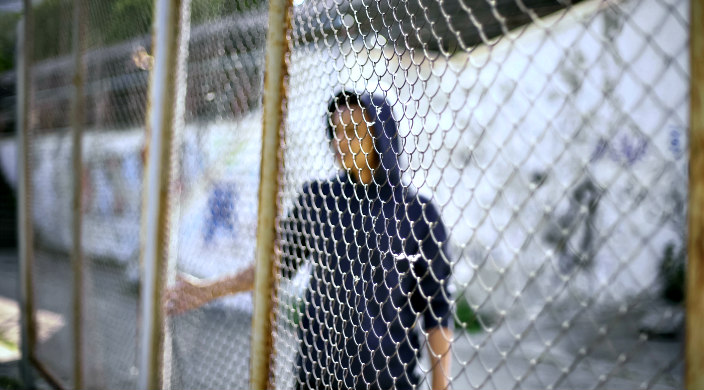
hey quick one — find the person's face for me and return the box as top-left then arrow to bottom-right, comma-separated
331,104 -> 379,178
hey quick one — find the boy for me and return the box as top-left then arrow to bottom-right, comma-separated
169,91 -> 453,390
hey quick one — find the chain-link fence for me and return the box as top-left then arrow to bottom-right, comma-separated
22,1 -> 76,387
167,2 -> 267,388
2,0 -> 696,388
274,0 -> 688,388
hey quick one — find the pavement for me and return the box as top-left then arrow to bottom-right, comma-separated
0,250 -> 51,390
0,248 -> 685,389
0,250 -> 21,390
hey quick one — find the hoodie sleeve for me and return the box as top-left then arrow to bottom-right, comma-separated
280,183 -> 314,278
411,198 -> 452,330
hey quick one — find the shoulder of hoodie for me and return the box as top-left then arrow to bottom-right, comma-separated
397,185 -> 442,223
298,177 -> 441,217
298,176 -> 343,199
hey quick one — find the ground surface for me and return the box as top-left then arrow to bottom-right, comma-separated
0,248 -> 685,389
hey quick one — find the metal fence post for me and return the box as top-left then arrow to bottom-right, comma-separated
70,0 -> 86,387
16,2 -> 36,387
250,0 -> 292,387
137,0 -> 190,388
687,0 -> 704,388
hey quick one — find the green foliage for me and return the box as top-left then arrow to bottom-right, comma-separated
0,12 -> 20,72
454,296 -> 484,333
192,0 -> 265,21
11,0 -> 267,64
0,376 -> 23,390
31,0 -> 150,61
32,0 -> 73,61
94,0 -> 152,46
192,0 -> 237,21
284,298 -> 304,327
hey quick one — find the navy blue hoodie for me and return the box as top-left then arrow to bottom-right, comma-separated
281,92 -> 452,390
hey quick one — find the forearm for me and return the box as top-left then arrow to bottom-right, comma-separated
166,264 -> 256,315
209,264 -> 255,298
428,326 -> 452,390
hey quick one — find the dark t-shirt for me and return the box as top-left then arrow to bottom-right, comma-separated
281,173 -> 452,390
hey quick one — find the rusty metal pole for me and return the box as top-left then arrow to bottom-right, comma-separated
249,0 -> 292,386
137,0 -> 190,388
16,2 -> 36,387
687,0 -> 704,388
70,0 -> 86,387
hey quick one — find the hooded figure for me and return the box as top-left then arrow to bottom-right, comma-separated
281,91 -> 452,390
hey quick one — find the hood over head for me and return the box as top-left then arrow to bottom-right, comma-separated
326,90 -> 402,187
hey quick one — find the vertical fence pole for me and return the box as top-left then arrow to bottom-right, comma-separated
137,0 -> 190,388
16,1 -> 36,387
70,0 -> 85,387
687,0 -> 704,388
250,0 -> 292,387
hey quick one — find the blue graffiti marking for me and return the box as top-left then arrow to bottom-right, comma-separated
590,134 -> 648,167
668,125 -> 686,160
590,139 -> 608,163
203,183 -> 237,243
619,134 -> 648,166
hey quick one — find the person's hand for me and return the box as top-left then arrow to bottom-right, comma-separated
165,273 -> 213,316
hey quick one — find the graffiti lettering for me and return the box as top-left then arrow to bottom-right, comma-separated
590,134 -> 648,167
668,125 -> 686,160
204,183 -> 237,243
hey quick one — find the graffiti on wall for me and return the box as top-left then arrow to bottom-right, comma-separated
590,133 -> 648,167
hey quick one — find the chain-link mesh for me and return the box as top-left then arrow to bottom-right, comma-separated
0,1 -> 153,388
274,0 -> 687,389
79,2 -> 152,388
165,1 -> 267,388
2,0 -> 690,388
24,0 -> 75,386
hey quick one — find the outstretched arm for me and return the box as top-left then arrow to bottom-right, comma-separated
165,264 -> 255,315
165,186 -> 312,316
428,326 -> 452,390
